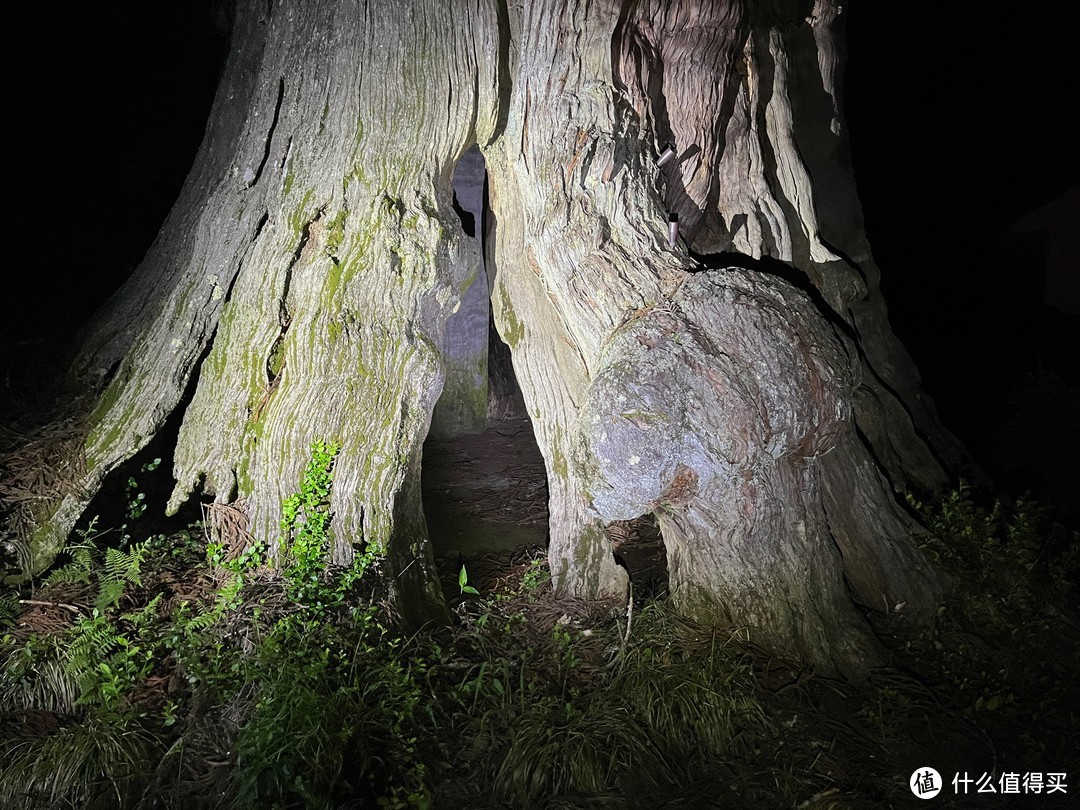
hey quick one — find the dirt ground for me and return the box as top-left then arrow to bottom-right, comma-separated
421,416 -> 549,558
421,416 -> 668,598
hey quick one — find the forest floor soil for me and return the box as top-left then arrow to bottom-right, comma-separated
421,415 -> 668,600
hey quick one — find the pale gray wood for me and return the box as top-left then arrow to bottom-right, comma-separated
19,0 -> 964,671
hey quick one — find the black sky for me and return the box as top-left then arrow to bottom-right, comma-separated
10,2 -> 225,347
10,1 -> 1079,501
845,2 -> 1079,315
843,1 -> 1079,497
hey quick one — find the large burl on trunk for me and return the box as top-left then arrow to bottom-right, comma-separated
10,0 -> 965,676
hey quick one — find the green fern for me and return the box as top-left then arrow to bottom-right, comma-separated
94,540 -> 149,613
182,607 -> 222,634
67,614 -> 123,674
94,580 -> 125,614
0,590 -> 18,628
44,542 -> 95,587
41,520 -> 149,615
66,612 -> 154,710
104,546 -> 141,588
2,606 -> 156,717
120,593 -> 162,635
43,517 -> 108,588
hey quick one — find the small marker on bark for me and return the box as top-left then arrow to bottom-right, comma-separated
657,144 -> 676,168
668,213 -> 679,248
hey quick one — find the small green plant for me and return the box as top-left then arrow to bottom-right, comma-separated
67,610 -> 155,711
207,534 -> 268,575
43,517 -> 102,588
1,632 -> 80,715
907,482 -> 1044,575
95,541 -> 150,613
3,586 -> 159,718
161,698 -> 179,728
458,564 -> 479,596
37,521 -> 149,616
162,597 -> 238,693
551,623 -> 580,672
461,601 -> 772,806
0,527 -> 164,808
520,556 -> 549,594
495,691 -> 662,802
612,605 -> 768,761
123,457 -> 159,520
231,613 -> 432,808
279,439 -> 341,601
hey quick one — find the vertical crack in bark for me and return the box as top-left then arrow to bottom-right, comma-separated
223,212 -> 270,310
278,136 -> 294,191
487,0 -> 513,146
252,207 -> 324,422
249,77 -> 286,188
264,322 -> 291,389
446,72 -> 454,127
281,208 -> 321,316
519,85 -> 531,169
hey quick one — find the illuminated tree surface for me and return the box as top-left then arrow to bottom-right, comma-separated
19,0 -> 969,676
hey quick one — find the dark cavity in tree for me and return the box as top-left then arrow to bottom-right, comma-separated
423,147 -> 545,561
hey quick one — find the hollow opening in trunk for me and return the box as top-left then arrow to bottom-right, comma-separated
76,373 -> 206,551
606,516 -> 669,601
421,146 -> 548,562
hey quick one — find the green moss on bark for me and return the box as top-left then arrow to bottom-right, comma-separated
497,293 -> 523,349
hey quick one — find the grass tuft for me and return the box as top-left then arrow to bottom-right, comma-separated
0,712 -> 160,809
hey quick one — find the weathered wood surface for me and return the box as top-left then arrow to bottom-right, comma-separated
17,0 -> 963,672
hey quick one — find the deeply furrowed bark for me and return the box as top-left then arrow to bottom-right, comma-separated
485,0 -> 951,674
19,0 -> 505,626
16,0 -> 960,673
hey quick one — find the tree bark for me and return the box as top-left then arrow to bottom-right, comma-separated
481,0 -> 955,674
19,0 -> 506,626
13,0 -> 963,674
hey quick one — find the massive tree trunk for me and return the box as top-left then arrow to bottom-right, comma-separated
10,0 -> 965,674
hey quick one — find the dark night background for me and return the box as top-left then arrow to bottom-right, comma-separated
8,2 -> 1079,518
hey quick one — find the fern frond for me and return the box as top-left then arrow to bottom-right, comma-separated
103,547 -> 125,582
67,616 -> 122,670
43,543 -> 95,588
94,579 -> 126,614
185,609 -> 222,633
0,590 -> 18,627
97,541 -> 147,612
126,539 -> 150,584
120,593 -> 162,634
